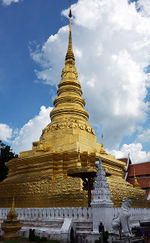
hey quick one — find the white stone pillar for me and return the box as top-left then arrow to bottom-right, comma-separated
92,204 -> 114,233
91,157 -> 114,233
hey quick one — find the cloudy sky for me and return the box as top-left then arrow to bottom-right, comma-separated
0,0 -> 150,163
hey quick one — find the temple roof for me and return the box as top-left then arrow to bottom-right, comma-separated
128,162 -> 150,176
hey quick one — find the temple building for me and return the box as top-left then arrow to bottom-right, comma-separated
119,158 -> 150,197
0,10 -> 149,209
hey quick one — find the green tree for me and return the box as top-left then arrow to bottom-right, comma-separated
0,140 -> 18,182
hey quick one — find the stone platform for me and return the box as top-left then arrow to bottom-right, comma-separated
0,207 -> 150,243
111,237 -> 144,243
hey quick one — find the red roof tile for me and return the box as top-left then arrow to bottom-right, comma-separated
128,162 -> 150,176
128,177 -> 150,188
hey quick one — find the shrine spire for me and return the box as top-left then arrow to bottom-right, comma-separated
65,8 -> 75,65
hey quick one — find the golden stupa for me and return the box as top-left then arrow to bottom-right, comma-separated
0,9 -> 148,208
1,197 -> 22,239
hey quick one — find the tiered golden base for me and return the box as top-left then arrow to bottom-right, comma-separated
0,152 -> 149,208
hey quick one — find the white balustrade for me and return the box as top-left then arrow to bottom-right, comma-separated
0,207 -> 149,224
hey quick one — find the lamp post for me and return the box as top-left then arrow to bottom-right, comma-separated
67,167 -> 97,207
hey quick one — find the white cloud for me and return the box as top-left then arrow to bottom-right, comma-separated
2,0 -> 20,5
110,143 -> 150,163
136,128 -> 150,143
0,124 -> 12,142
11,106 -> 52,154
31,0 -> 150,149
138,0 -> 150,17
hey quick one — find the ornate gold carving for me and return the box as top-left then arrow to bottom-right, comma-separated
40,118 -> 95,138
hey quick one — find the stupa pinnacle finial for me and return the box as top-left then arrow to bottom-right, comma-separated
133,168 -> 141,188
7,196 -> 18,221
100,133 -> 107,155
69,8 -> 72,18
65,6 -> 75,65
10,196 -> 17,217
68,0 -> 72,18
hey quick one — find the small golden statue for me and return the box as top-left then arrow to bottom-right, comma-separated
1,197 -> 22,239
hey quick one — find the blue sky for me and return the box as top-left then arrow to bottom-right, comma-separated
0,0 -> 77,129
0,0 -> 150,163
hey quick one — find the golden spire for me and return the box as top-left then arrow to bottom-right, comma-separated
100,133 -> 107,155
65,9 -> 75,65
7,196 -> 18,221
133,168 -> 141,189
50,7 -> 89,123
